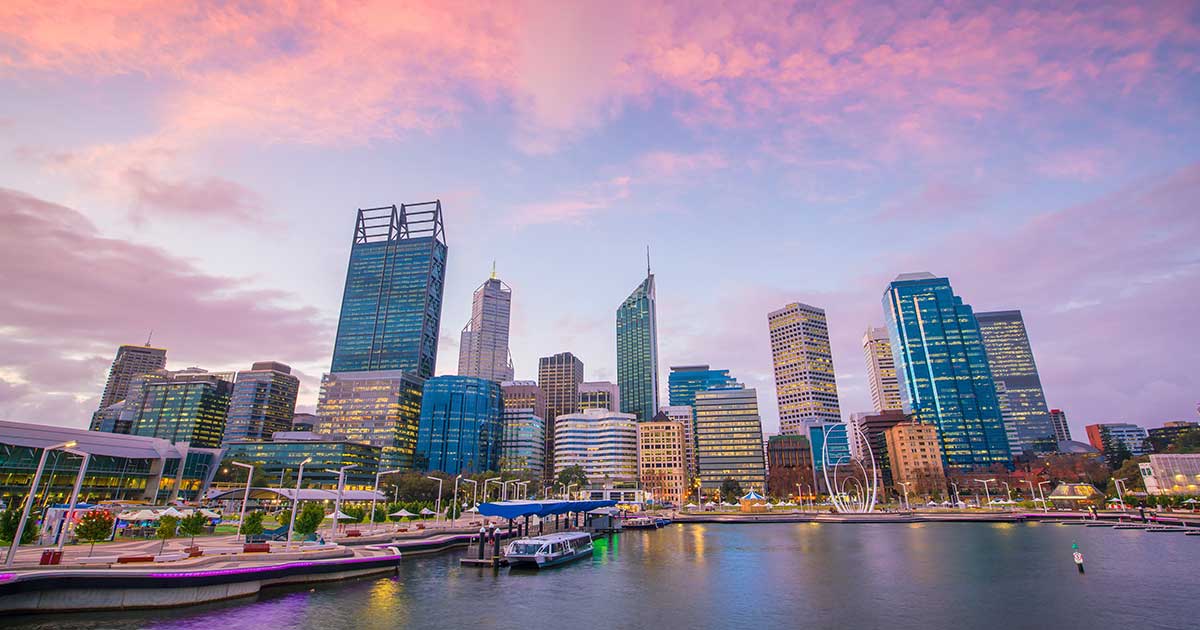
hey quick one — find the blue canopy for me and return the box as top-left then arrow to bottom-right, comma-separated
477,500 -> 616,520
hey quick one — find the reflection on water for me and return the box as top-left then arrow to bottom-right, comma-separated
6,523 -> 1200,630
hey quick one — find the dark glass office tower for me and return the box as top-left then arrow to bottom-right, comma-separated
330,202 -> 447,377
882,273 -> 1012,471
975,310 -> 1056,456
617,265 -> 659,422
415,376 -> 504,475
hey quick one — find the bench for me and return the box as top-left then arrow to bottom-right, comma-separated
154,552 -> 188,562
345,530 -> 361,537
243,543 -> 271,553
202,546 -> 242,555
78,556 -> 119,565
117,555 -> 155,564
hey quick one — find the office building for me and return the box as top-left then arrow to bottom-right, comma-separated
128,369 -> 234,448
414,376 -> 503,475
768,302 -> 842,434
1049,409 -> 1072,443
223,362 -> 300,443
329,202 -> 447,378
291,412 -> 320,432
694,385 -> 766,494
90,344 -> 168,431
976,310 -> 1056,455
803,421 -> 852,492
579,381 -> 621,412
538,352 -> 584,480
1147,421 -> 1200,452
1138,454 -> 1200,496
1085,423 -> 1150,456
553,408 -> 639,485
668,365 -> 737,410
885,422 -> 946,497
616,263 -> 659,422
457,272 -> 514,382
222,431 -> 380,490
766,434 -> 815,499
862,327 -> 902,413
847,410 -> 909,487
660,404 -> 697,478
882,272 -> 1011,471
316,370 -> 424,471
501,381 -> 547,479
1,420 -> 222,505
638,413 -> 687,506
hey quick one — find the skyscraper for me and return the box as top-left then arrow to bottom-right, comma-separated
579,381 -> 620,412
695,384 -> 767,494
538,352 -> 584,481
975,310 -> 1055,455
883,272 -> 1011,471
616,261 -> 659,421
457,271 -> 513,382
129,369 -> 234,448
500,381 -> 546,479
91,344 -> 168,430
316,370 -> 424,471
667,365 -> 737,410
329,202 -> 447,377
1049,409 -> 1072,442
862,327 -> 902,413
223,361 -> 300,443
553,408 -> 639,485
414,376 -> 503,475
768,302 -> 842,434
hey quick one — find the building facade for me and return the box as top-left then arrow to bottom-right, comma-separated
91,344 -> 168,430
638,414 -> 687,506
500,382 -> 546,479
695,385 -> 767,494
862,327 -> 902,413
553,408 -> 639,485
847,410 -> 909,487
975,310 -> 1056,455
223,361 -> 300,444
537,352 -> 584,481
616,268 -> 659,422
1147,421 -> 1200,452
329,202 -> 447,378
768,302 -> 842,434
660,405 -> 696,478
882,272 -> 1011,471
766,434 -> 815,499
1049,409 -> 1072,443
803,421 -> 852,493
316,370 -> 424,471
885,422 -> 947,497
457,273 -> 514,382
668,365 -> 737,410
579,381 -> 621,412
128,370 -> 234,448
1084,423 -> 1150,456
1139,454 -> 1200,496
414,376 -> 503,475
222,431 -> 380,490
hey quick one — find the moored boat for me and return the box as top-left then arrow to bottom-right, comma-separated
505,532 -> 594,568
623,517 -> 659,529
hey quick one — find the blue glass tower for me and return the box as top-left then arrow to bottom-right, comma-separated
668,365 -> 737,410
330,202 -> 447,377
617,261 -> 659,422
883,273 -> 1012,471
414,376 -> 503,475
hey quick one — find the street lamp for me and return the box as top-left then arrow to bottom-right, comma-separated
370,468 -> 400,530
566,483 -> 578,499
286,457 -> 312,550
1037,480 -> 1052,513
1025,479 -> 1039,509
516,481 -> 530,500
463,479 -> 479,508
331,465 -> 358,539
451,475 -> 462,523
425,476 -> 444,523
1002,481 -> 1012,501
231,462 -> 255,538
950,481 -> 961,507
974,478 -> 996,507
1113,478 -> 1129,511
502,479 -> 517,501
6,440 -> 76,567
55,447 -> 91,552
898,482 -> 912,511
483,477 -> 502,502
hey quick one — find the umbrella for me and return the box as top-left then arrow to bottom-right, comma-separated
927,501 -> 938,506
1183,498 -> 1198,504
941,501 -> 952,506
325,510 -> 354,521
703,502 -> 716,508
419,508 -> 437,516
199,508 -> 221,519
159,507 -> 185,517
119,509 -> 159,521
390,509 -> 416,518
465,506 -> 479,513
685,503 -> 697,508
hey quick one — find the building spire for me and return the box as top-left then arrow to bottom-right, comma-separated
646,245 -> 651,277
145,329 -> 154,347
491,259 -> 497,280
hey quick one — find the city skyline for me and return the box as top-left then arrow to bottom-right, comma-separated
2,3 -> 1198,442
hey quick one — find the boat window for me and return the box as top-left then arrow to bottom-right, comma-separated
509,543 -> 544,555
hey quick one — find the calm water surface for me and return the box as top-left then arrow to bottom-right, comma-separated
8,522 -> 1200,630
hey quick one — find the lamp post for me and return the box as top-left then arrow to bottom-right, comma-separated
55,448 -> 91,552
425,476 -> 444,523
516,481 -> 530,500
973,478 -> 996,507
795,483 -> 803,511
950,481 -> 961,507
483,477 -> 501,502
566,483 -> 578,500
370,468 -> 400,530
331,465 -> 357,539
1113,478 -> 1128,511
463,479 -> 479,509
286,457 -> 312,550
6,440 -> 76,567
1038,481 -> 1052,513
1025,480 -> 1038,509
451,475 -> 462,523
898,482 -> 912,511
230,462 -> 255,538
502,479 -> 517,501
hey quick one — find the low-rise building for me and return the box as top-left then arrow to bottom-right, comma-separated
1085,422 -> 1149,456
638,413 -> 686,506
1139,454 -> 1200,496
554,408 -> 639,485
222,431 -> 380,490
766,435 -> 814,499
1147,421 -> 1200,452
884,422 -> 946,497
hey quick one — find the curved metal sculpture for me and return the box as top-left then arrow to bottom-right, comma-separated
820,423 -> 880,513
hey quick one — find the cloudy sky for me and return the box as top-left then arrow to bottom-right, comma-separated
1,1 -> 1197,439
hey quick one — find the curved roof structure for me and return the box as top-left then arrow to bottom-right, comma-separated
205,487 -> 384,502
477,500 -> 617,520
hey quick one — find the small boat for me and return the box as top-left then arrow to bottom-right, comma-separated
623,517 -> 659,529
654,517 -> 672,527
505,532 -> 594,569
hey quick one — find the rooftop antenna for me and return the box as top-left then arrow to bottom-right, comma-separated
491,259 -> 497,280
646,245 -> 651,277
145,329 -> 154,347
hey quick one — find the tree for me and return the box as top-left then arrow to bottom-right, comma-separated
179,512 -> 206,547
557,465 -> 589,493
371,505 -> 388,524
156,515 -> 179,554
242,511 -> 265,537
1107,456 -> 1148,496
720,478 -> 743,504
293,503 -> 325,539
343,505 -> 365,523
1101,427 -> 1134,470
0,506 -> 37,545
1166,429 -> 1200,454
75,510 -> 115,553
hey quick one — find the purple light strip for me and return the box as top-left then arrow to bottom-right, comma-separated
146,553 -> 401,579
0,573 -> 15,582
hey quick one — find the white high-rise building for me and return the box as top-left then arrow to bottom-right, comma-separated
457,271 -> 514,382
768,302 -> 842,435
553,408 -> 639,485
862,326 -> 902,413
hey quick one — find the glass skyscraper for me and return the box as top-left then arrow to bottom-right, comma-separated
668,365 -> 737,410
316,370 -> 425,471
223,361 -> 300,443
457,272 -> 514,382
538,351 -> 584,482
91,343 -> 167,431
882,272 -> 1011,471
768,302 -> 842,434
129,370 -> 234,449
616,266 -> 659,421
975,310 -> 1055,455
330,202 -> 447,377
694,384 -> 766,494
415,376 -> 504,475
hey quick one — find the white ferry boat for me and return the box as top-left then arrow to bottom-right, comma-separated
504,532 -> 594,569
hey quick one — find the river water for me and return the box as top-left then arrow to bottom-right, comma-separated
8,522 -> 1200,630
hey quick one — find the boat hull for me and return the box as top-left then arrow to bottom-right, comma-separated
508,547 -> 593,569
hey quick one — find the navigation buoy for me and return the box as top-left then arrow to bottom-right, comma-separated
1072,542 -> 1085,574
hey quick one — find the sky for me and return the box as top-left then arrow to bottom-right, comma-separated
1,1 -> 1198,441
